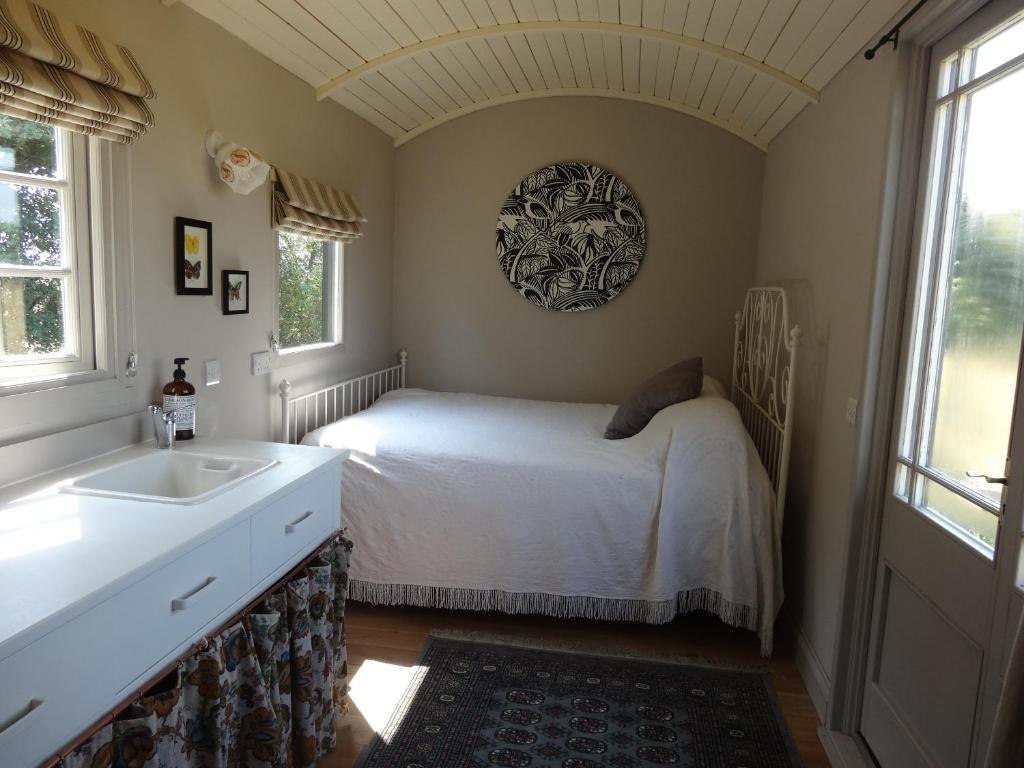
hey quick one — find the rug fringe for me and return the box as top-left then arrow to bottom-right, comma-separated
348,580 -> 774,655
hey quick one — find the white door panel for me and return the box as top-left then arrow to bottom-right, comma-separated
861,686 -> 937,768
864,567 -> 985,768
881,502 -> 996,638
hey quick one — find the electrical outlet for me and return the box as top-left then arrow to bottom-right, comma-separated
205,359 -> 221,386
251,350 -> 271,376
846,397 -> 859,426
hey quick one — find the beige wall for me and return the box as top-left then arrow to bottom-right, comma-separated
6,0 -> 394,444
392,97 -> 763,404
756,53 -> 902,707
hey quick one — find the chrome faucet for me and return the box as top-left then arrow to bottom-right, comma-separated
149,405 -> 177,449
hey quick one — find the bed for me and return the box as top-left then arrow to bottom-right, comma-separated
279,287 -> 800,654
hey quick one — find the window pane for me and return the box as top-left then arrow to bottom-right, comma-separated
918,477 -> 998,550
925,70 -> 1024,498
0,276 -> 66,356
968,16 -> 1024,83
911,68 -> 1024,549
0,182 -> 63,267
895,463 -> 910,500
937,55 -> 958,98
899,102 -> 953,460
0,116 -> 57,178
278,233 -> 326,349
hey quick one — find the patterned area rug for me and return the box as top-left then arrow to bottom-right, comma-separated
355,637 -> 801,768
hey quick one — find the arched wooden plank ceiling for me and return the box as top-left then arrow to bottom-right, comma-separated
167,0 -> 905,151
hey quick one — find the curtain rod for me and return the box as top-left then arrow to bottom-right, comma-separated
42,530 -> 347,768
865,0 -> 932,59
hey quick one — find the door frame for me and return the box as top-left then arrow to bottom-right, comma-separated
824,0 -> 1015,758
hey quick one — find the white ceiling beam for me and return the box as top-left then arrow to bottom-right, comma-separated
391,88 -> 771,152
314,20 -> 820,105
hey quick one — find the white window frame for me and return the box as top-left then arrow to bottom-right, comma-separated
274,233 -> 344,362
0,126 -> 137,441
0,129 -> 94,383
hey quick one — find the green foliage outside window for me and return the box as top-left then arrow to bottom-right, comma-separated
945,202 -> 1024,346
927,201 -> 1024,547
0,116 -> 65,356
278,232 -> 327,349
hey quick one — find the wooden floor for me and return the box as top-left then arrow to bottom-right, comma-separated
325,602 -> 829,767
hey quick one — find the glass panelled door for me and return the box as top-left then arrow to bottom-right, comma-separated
896,16 -> 1024,556
861,4 -> 1024,767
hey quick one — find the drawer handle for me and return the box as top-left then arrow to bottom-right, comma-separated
0,698 -> 44,738
171,576 -> 217,612
285,510 -> 314,534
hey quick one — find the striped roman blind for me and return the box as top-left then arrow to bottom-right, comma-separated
0,0 -> 155,143
272,168 -> 366,242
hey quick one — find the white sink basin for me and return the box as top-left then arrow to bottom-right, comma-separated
60,451 -> 278,505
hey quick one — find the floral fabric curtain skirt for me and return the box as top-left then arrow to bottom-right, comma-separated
65,535 -> 353,768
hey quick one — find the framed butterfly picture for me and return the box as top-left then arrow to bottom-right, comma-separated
222,269 -> 249,315
174,217 -> 213,295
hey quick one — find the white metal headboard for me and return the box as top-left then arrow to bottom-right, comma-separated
279,350 -> 407,444
732,287 -> 801,517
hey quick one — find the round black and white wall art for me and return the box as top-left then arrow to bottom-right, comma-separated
495,161 -> 646,312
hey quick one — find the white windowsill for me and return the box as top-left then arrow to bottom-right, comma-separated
276,341 -> 345,368
913,503 -> 997,562
280,341 -> 336,356
0,367 -> 119,398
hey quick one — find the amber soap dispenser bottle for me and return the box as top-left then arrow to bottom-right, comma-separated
162,357 -> 196,440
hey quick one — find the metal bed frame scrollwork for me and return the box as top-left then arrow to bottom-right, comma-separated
732,286 -> 801,520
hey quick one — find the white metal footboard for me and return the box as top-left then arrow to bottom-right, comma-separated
732,288 -> 801,520
279,350 -> 407,444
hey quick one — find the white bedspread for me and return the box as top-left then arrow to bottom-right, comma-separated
302,386 -> 782,653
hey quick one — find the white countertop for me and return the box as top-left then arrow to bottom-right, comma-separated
0,438 -> 345,660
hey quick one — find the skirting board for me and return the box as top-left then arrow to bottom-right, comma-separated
795,624 -> 831,722
792,625 -> 875,766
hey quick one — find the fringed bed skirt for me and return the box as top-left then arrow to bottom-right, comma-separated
349,580 -> 773,655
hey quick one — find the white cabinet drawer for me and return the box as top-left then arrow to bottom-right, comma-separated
252,468 -> 339,582
0,603 -> 123,768
102,521 -> 251,695
0,522 -> 250,768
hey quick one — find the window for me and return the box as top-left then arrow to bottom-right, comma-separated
0,117 -> 93,384
276,232 -> 342,353
895,13 -> 1024,556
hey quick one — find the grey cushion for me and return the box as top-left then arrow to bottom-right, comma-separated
604,357 -> 704,439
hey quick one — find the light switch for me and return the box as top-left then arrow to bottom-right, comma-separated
205,359 -> 221,386
252,350 -> 272,376
846,397 -> 859,426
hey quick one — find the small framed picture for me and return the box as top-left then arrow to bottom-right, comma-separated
175,217 -> 213,295
222,269 -> 249,315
